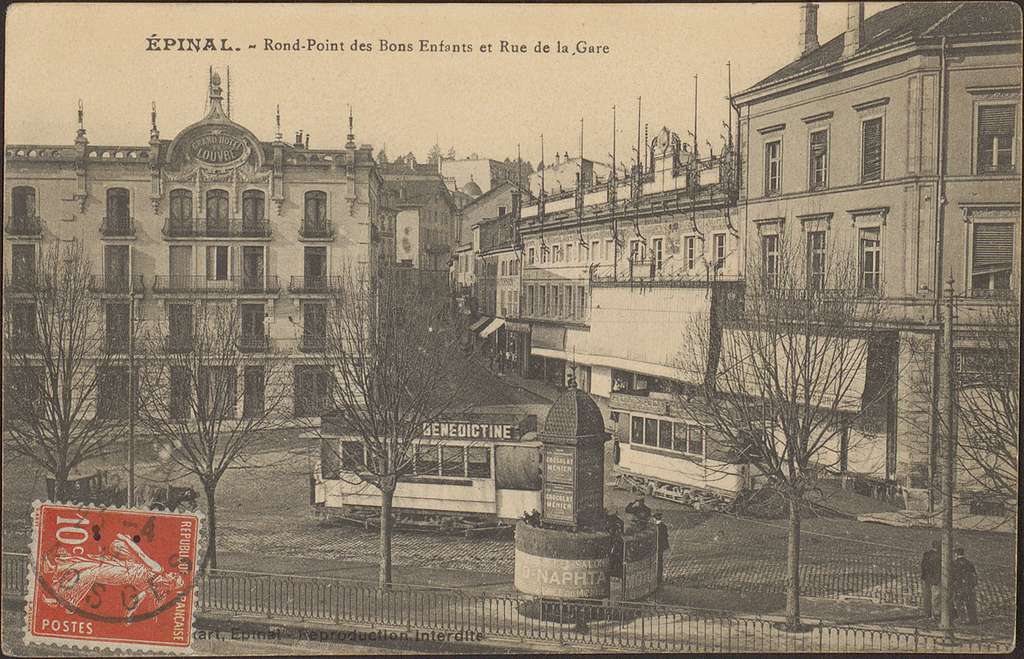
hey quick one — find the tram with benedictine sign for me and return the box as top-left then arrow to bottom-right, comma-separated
311,411 -> 544,532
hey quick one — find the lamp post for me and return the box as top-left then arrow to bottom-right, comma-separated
940,276 -> 958,640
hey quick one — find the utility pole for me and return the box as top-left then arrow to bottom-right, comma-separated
940,275 -> 958,640
128,282 -> 136,507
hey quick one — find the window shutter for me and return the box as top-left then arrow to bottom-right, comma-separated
972,223 -> 1014,271
978,105 -> 1015,137
862,119 -> 882,180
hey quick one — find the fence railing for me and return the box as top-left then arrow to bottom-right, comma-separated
89,275 -> 145,295
288,276 -> 344,293
0,553 -> 1009,653
162,218 -> 272,238
152,275 -> 281,294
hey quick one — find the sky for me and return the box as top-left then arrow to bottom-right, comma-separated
5,3 -> 898,167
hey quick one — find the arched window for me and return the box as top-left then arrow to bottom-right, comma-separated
11,187 -> 36,219
106,188 -> 130,221
242,190 -> 265,223
169,189 -> 193,222
501,261 -> 506,276
304,191 -> 327,226
206,189 -> 229,234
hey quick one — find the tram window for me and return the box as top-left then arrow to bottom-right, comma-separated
644,418 -> 658,447
688,428 -> 705,457
341,441 -> 365,471
672,423 -> 688,453
441,445 -> 466,477
658,420 -> 673,449
467,447 -> 491,478
416,445 -> 440,475
631,416 -> 644,444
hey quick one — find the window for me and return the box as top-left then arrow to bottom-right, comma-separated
304,191 -> 328,229
658,420 -> 673,449
303,303 -> 327,349
566,243 -> 574,263
441,445 -> 466,477
243,366 -> 265,417
971,223 -> 1014,293
11,303 -> 37,350
105,303 -> 130,353
242,190 -> 265,224
415,445 -> 440,475
538,286 -> 546,316
294,366 -> 331,417
341,441 -> 366,471
807,231 -> 826,290
11,244 -> 35,287
861,117 -> 883,182
567,286 -> 574,319
97,366 -> 130,419
809,128 -> 829,190
4,366 -> 42,420
713,234 -> 727,272
500,261 -> 506,276
684,236 -> 696,270
167,304 -> 193,351
652,238 -> 664,271
206,190 -> 229,233
631,415 -> 645,443
540,245 -> 548,264
106,188 -> 130,224
467,447 -> 491,478
578,285 -> 586,318
976,104 -> 1016,173
552,287 -> 560,318
590,240 -> 600,263
11,186 -> 36,220
762,235 -> 780,288
629,239 -> 645,263
241,304 -> 265,347
525,285 -> 534,315
764,140 -> 781,194
206,246 -> 229,281
528,247 -> 535,265
687,428 -> 705,456
498,206 -> 507,216
604,239 -> 614,262
199,366 -> 236,419
644,418 -> 658,447
169,189 -> 192,224
169,366 -> 191,419
859,228 -> 881,293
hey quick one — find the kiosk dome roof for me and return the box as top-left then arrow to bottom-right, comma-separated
543,385 -> 607,440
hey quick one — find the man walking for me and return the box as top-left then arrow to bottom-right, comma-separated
654,513 -> 669,587
920,539 -> 941,619
952,547 -> 979,625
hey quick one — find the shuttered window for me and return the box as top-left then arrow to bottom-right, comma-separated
977,105 -> 1016,173
809,129 -> 829,189
861,118 -> 883,182
971,222 -> 1014,292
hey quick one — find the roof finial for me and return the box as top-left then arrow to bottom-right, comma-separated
275,104 -> 282,141
206,68 -> 227,119
567,348 -> 579,389
75,99 -> 87,144
346,104 -> 355,147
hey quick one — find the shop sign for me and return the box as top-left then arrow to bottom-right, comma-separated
422,421 -> 515,440
544,446 -> 575,484
543,482 -> 575,523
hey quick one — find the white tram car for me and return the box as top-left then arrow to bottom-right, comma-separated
312,412 -> 544,531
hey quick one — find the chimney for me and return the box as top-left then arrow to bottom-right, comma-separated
843,1 -> 865,59
799,3 -> 819,57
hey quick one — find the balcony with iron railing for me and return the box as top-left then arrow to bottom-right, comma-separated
103,334 -> 130,354
299,220 -> 334,240
89,275 -> 145,295
288,276 -> 344,294
152,275 -> 281,294
4,216 -> 42,237
163,334 -> 194,353
299,334 -> 327,353
235,334 -> 271,353
100,215 -> 135,238
162,218 -> 272,239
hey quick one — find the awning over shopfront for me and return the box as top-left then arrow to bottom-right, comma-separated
479,317 -> 505,338
469,316 -> 491,333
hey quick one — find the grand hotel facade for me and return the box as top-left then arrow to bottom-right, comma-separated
4,73 -> 385,421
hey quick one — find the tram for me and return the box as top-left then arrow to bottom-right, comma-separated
312,412 -> 544,531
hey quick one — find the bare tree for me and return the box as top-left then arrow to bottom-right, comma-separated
135,301 -> 289,569
677,238 -> 893,628
306,265 -> 478,588
954,297 -> 1019,516
3,241 -> 134,499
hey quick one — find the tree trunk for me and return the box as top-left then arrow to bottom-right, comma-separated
52,468 -> 71,502
786,496 -> 801,627
379,486 -> 395,589
203,483 -> 218,571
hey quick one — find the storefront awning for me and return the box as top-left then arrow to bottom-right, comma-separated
479,318 -> 505,338
469,316 -> 491,332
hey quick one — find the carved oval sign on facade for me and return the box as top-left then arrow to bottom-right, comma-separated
186,131 -> 250,169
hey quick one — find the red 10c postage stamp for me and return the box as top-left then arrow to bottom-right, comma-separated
25,501 -> 202,652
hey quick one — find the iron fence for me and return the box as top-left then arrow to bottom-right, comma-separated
1,552 -> 1010,652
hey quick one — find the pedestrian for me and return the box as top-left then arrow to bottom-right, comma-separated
625,493 -> 652,527
654,513 -> 669,587
920,539 -> 941,619
952,547 -> 978,625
